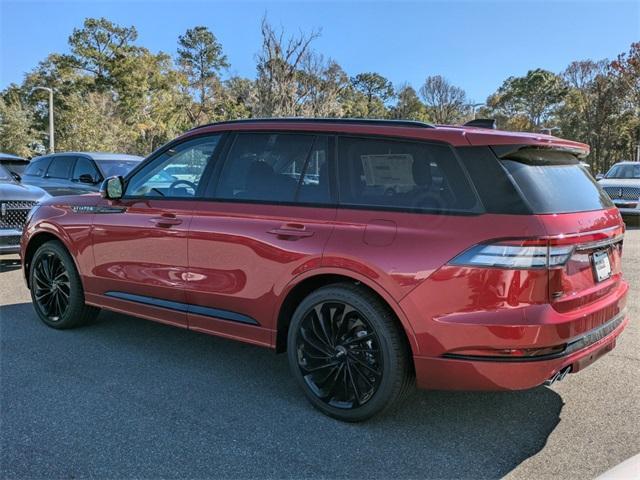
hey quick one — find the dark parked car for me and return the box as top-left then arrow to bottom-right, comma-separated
0,152 -> 30,177
0,164 -> 49,255
21,152 -> 143,196
21,119 -> 629,421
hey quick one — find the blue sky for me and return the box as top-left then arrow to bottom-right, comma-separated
1,0 -> 638,101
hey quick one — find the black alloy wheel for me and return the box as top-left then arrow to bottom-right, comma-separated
29,240 -> 99,329
288,283 -> 413,422
32,250 -> 70,322
296,301 -> 383,409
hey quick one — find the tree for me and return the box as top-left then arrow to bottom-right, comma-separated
486,69 -> 567,130
66,17 -> 138,86
214,76 -> 256,120
111,49 -> 191,153
0,86 -> 38,157
389,84 -> 428,121
350,72 -> 394,117
297,56 -> 349,117
419,75 -> 467,124
254,17 -> 320,117
558,60 -> 632,172
54,90 -> 132,152
611,42 -> 640,108
177,26 -> 229,124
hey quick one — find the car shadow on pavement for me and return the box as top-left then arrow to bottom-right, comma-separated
1,303 -> 563,479
0,257 -> 22,273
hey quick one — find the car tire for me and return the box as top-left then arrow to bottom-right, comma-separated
29,240 -> 99,329
287,282 -> 413,422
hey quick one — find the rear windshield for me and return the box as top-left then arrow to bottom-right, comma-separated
500,149 -> 613,214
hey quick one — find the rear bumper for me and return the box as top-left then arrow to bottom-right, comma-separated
412,279 -> 629,391
414,313 -> 627,390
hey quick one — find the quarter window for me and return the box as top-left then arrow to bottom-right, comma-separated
126,135 -> 222,198
337,137 -> 480,213
215,133 -> 331,204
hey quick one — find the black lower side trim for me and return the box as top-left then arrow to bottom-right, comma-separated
104,291 -> 260,326
443,310 -> 626,363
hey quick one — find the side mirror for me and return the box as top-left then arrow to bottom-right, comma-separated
596,173 -> 604,181
100,176 -> 124,199
79,173 -> 99,184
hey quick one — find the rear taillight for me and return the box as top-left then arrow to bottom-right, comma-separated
449,239 -> 574,269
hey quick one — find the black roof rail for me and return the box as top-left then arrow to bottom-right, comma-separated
188,117 -> 436,132
463,118 -> 497,130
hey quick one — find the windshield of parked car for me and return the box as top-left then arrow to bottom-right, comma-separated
96,159 -> 141,177
605,163 -> 640,179
0,164 -> 14,182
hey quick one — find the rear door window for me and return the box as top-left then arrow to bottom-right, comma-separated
337,136 -> 480,213
46,156 -> 76,179
500,149 -> 613,214
215,133 -> 332,204
73,157 -> 101,182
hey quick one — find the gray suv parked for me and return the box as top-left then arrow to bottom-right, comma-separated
0,164 -> 49,255
21,152 -> 143,196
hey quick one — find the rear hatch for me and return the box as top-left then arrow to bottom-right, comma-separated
497,147 -> 625,312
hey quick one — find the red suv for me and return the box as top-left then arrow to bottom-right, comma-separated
21,118 -> 629,421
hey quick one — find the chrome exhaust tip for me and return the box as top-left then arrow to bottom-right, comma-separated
544,366 -> 572,386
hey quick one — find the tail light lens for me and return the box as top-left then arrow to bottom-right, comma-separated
449,239 -> 574,269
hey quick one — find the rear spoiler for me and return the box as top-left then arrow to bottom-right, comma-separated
492,144 -> 590,160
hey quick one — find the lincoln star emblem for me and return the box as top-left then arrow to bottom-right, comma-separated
618,188 -> 623,198
0,203 -> 5,217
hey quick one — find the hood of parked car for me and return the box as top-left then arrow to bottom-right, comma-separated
0,181 -> 51,202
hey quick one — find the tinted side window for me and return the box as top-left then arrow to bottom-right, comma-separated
73,157 -> 101,182
457,146 -> 531,214
46,156 -> 75,179
23,158 -> 51,177
215,133 -> 331,204
338,137 -> 480,213
126,134 -> 221,198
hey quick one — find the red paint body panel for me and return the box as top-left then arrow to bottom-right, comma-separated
20,121 -> 628,394
186,201 -> 337,345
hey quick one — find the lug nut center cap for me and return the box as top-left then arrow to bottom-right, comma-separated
335,345 -> 347,359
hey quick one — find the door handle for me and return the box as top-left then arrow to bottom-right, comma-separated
149,215 -> 182,227
267,223 -> 314,238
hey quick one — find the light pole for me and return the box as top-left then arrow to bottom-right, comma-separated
466,103 -> 485,120
32,86 -> 54,153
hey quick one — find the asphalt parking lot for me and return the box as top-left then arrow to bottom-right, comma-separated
1,228 -> 638,480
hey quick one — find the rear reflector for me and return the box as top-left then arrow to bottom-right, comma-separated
450,240 -> 574,269
444,344 -> 567,360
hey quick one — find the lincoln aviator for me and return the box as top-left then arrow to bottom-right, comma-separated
21,118 -> 629,421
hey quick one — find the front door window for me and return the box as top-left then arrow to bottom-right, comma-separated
126,135 -> 222,198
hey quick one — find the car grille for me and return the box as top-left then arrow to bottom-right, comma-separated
602,186 -> 640,201
0,200 -> 37,230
